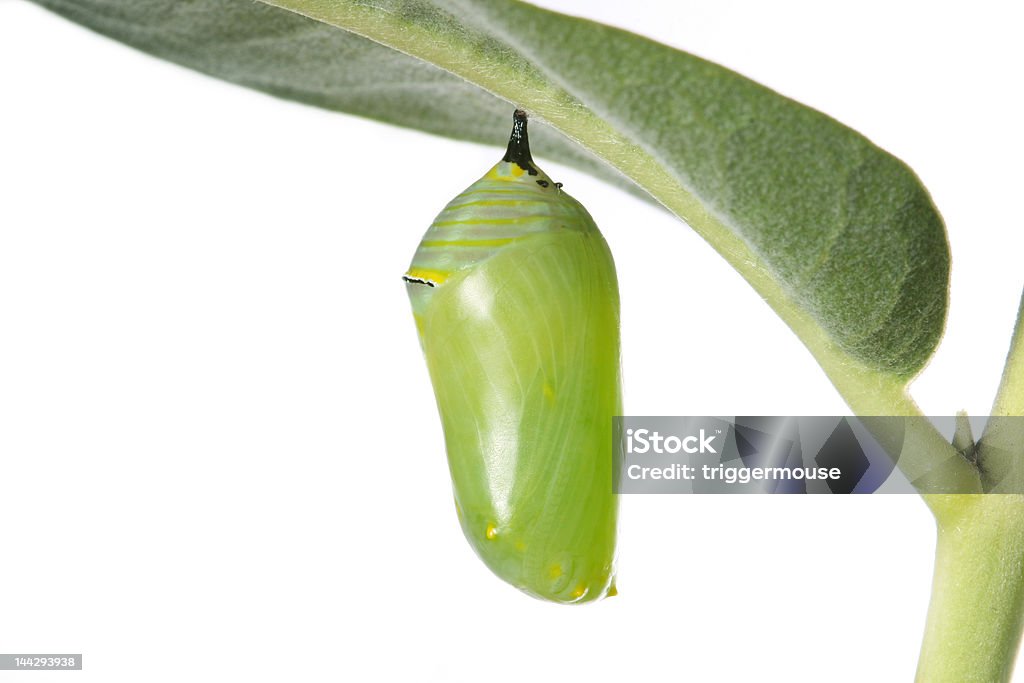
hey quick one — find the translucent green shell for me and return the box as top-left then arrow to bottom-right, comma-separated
405,112 -> 621,604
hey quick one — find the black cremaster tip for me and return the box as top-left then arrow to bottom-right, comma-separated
502,109 -> 538,175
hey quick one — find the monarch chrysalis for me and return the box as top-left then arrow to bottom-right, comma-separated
404,110 -> 621,604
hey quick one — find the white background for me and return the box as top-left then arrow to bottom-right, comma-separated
1,1 -> 1022,681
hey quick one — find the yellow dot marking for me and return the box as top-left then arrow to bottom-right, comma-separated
515,539 -> 526,551
485,523 -> 498,540
572,584 -> 588,599
548,564 -> 564,580
404,267 -> 450,285
543,382 -> 556,404
486,163 -> 527,182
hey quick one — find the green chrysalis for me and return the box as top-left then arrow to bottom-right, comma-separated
404,111 -> 620,604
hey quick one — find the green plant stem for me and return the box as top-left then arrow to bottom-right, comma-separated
916,495 -> 1024,682
906,295 -> 1024,678
919,290 -> 1024,679
978,290 -> 1024,492
990,290 -> 1024,420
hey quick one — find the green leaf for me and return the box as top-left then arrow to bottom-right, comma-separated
28,0 -> 639,198
29,0 -> 951,410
